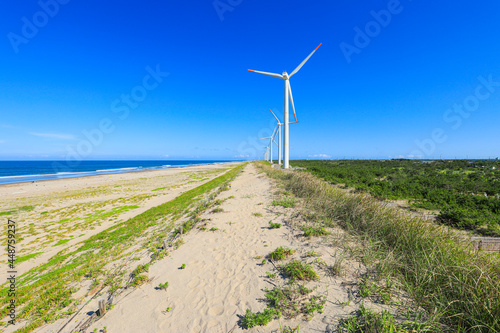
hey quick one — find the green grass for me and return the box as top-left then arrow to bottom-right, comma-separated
279,260 -> 319,281
300,225 -> 329,237
259,161 -> 500,332
0,163 -> 246,333
130,274 -> 148,287
272,197 -> 296,208
52,239 -> 70,246
338,306 -> 435,332
269,247 -> 295,261
0,205 -> 35,216
13,252 -> 43,264
152,186 -> 168,191
268,221 -> 282,229
242,284 -> 325,328
0,210 -> 16,216
240,308 -> 279,328
158,281 -> 169,290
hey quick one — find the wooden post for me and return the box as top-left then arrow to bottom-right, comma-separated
163,240 -> 168,250
99,299 -> 106,316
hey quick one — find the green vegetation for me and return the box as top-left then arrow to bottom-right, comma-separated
158,281 -> 169,290
300,225 -> 328,237
269,246 -> 295,261
253,212 -> 263,217
259,161 -> 500,332
241,283 -> 325,329
152,186 -> 168,191
0,205 -> 35,216
326,256 -> 344,277
304,250 -> 320,257
0,163 -> 245,333
338,306 -> 433,333
0,210 -> 16,216
272,197 -> 296,208
293,159 -> 500,235
279,260 -> 319,282
130,274 -> 148,287
268,220 -> 281,229
13,252 -> 43,265
180,264 -> 186,269
240,308 -> 279,328
52,239 -> 70,246
265,284 -> 325,318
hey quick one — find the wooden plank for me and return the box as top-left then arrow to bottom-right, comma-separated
98,299 -> 106,316
470,237 -> 500,252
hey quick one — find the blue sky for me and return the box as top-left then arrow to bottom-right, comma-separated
1,0 -> 499,160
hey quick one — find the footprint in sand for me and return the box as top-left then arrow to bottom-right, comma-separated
207,303 -> 225,316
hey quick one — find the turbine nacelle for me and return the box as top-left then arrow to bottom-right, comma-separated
282,72 -> 289,80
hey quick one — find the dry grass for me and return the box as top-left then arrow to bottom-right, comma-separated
258,162 -> 500,332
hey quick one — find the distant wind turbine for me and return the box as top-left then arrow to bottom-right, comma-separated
249,43 -> 322,169
264,146 -> 270,162
260,126 -> 278,164
269,108 -> 298,166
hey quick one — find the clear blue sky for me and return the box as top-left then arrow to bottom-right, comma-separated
1,0 -> 499,160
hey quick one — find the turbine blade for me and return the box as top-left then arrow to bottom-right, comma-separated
288,84 -> 298,122
272,126 -> 279,145
248,69 -> 284,79
259,137 -> 271,140
269,108 -> 280,123
271,125 -> 278,139
289,43 -> 322,78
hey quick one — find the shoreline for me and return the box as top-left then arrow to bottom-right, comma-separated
0,161 -> 241,187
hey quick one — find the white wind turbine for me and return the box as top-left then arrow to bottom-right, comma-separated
269,108 -> 298,166
269,109 -> 282,166
260,126 -> 278,164
263,146 -> 270,161
249,43 -> 322,169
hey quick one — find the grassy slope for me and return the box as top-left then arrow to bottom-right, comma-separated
259,162 -> 500,332
293,159 -> 500,235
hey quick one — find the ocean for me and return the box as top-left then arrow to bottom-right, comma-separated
0,160 -> 237,185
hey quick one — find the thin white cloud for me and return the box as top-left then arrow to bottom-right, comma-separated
308,154 -> 331,159
164,155 -> 169,157
0,140 -> 5,144
29,132 -> 76,140
235,154 -> 250,158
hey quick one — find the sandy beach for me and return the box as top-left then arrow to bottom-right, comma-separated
1,163 -> 391,333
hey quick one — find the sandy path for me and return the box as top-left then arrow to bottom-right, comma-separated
85,163 -> 279,332
84,164 -> 368,333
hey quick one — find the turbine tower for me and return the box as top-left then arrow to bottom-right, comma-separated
249,43 -> 322,169
260,126 -> 278,164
